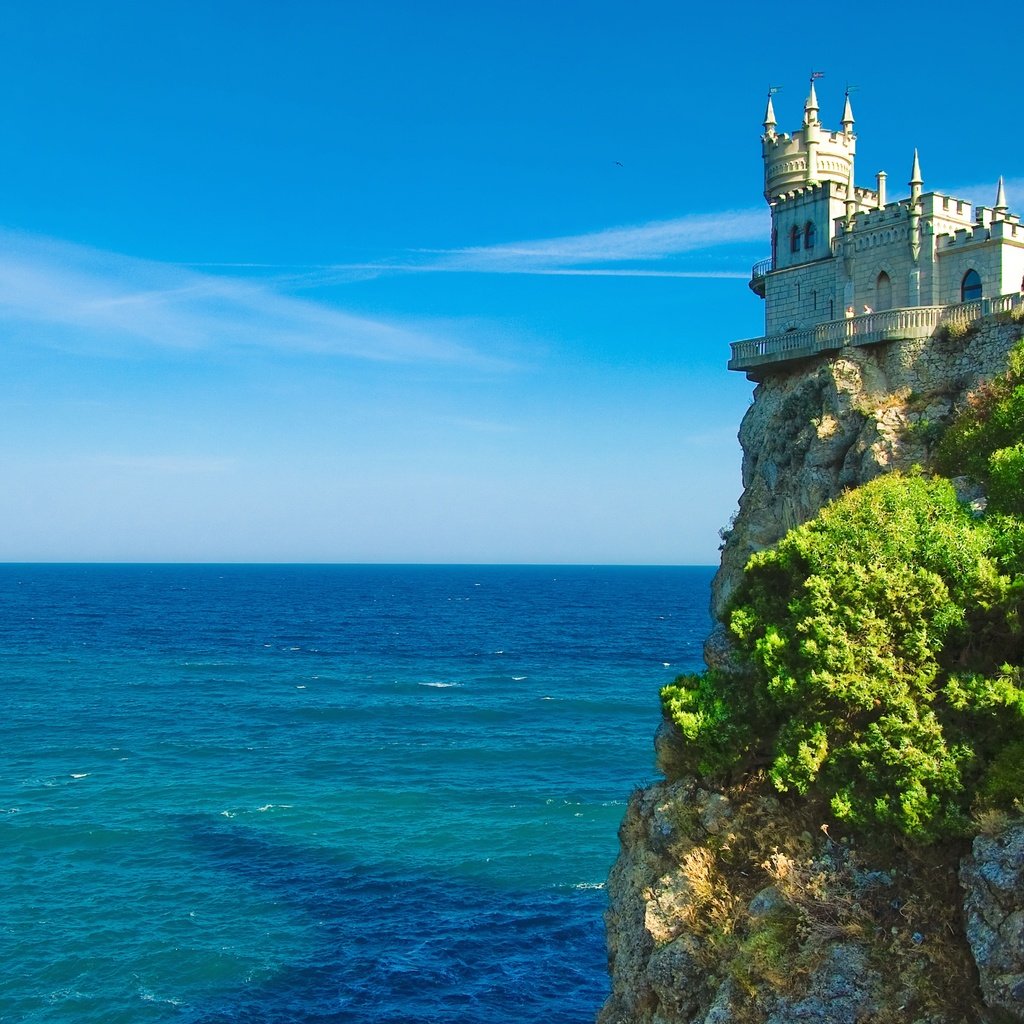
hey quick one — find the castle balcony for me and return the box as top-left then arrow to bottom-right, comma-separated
728,292 -> 1024,379
748,256 -> 772,297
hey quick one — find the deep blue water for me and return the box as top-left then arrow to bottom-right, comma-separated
0,564 -> 713,1023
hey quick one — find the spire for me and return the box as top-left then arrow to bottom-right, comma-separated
804,79 -> 819,124
909,149 -> 922,186
841,90 -> 855,134
909,149 -> 923,204
994,176 -> 1008,218
763,91 -> 777,136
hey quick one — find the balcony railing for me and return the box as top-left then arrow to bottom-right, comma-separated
748,256 -> 773,297
729,292 -> 1024,375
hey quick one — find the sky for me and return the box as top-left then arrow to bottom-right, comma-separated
0,0 -> 1020,564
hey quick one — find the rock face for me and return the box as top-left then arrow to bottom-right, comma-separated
961,823 -> 1024,1015
598,774 -> 976,1024
713,320 -> 1020,619
600,319 -> 1024,1023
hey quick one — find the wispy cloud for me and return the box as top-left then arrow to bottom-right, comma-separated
0,207 -> 765,365
425,208 -> 768,274
191,208 -> 767,283
318,264 -> 749,280
0,229 -> 494,365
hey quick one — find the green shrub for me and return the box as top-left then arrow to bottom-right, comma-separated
662,473 -> 1024,840
935,340 -> 1024,483
937,319 -> 976,343
988,443 -> 1024,516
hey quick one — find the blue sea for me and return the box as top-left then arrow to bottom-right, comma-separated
0,564 -> 713,1024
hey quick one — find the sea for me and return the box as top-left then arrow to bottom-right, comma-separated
0,564 -> 714,1024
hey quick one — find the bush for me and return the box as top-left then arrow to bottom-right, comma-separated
935,339 -> 1024,485
989,443 -> 1024,516
936,319 -> 976,343
662,473 -> 1024,840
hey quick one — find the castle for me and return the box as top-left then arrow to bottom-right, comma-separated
730,80 -> 1024,379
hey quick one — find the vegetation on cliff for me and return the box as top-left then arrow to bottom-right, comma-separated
663,344 -> 1024,841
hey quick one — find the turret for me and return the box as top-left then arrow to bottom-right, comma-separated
841,90 -> 855,136
994,176 -> 1009,220
803,79 -> 821,184
762,91 -> 777,139
842,91 -> 856,228
761,82 -> 856,202
909,150 -> 923,205
803,80 -> 820,125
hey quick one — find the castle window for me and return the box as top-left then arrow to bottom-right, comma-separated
876,271 -> 892,311
804,221 -> 816,250
961,269 -> 982,302
789,225 -> 800,253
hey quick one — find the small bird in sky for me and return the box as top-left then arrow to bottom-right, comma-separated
614,160 -> 624,167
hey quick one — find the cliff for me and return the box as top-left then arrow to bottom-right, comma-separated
600,318 -> 1024,1024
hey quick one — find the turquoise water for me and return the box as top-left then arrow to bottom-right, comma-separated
0,564 -> 713,1023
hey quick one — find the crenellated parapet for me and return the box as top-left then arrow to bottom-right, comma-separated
763,130 -> 856,201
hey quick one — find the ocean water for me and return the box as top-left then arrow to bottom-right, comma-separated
0,564 -> 713,1024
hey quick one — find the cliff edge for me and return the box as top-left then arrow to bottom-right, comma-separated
600,319 -> 1024,1024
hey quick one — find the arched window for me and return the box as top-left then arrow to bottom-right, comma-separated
789,225 -> 800,253
961,269 -> 982,302
804,221 -> 816,250
876,271 -> 892,311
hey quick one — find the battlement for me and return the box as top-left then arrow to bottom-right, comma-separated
921,193 -> 973,220
763,129 -> 855,201
853,203 -> 909,229
771,181 -> 841,206
937,217 -> 1024,249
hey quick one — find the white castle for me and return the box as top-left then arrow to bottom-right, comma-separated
730,80 -> 1024,377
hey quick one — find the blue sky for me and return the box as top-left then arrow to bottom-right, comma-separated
0,0 -> 1019,563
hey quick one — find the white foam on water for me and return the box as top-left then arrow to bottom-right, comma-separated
512,675 -> 527,681
419,681 -> 461,688
139,986 -> 183,1007
70,773 -> 89,779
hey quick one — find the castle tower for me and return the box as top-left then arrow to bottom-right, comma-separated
757,81 -> 861,332
761,80 -> 856,202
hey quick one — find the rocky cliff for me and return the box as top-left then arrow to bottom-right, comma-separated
600,317 -> 1024,1024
